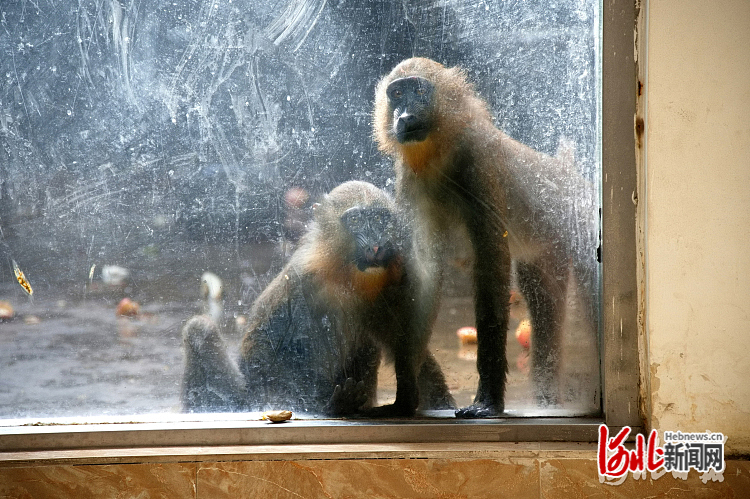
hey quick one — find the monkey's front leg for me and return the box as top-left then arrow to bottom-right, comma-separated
326,342 -> 381,416
456,225 -> 511,418
517,257 -> 566,406
364,347 -> 420,418
393,348 -> 421,415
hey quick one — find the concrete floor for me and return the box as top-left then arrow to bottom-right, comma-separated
0,241 -> 600,421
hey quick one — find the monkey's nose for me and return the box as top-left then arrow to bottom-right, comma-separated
395,114 -> 428,143
398,113 -> 418,125
364,247 -> 378,263
363,246 -> 382,266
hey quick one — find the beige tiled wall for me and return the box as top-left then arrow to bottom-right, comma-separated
1,457 -> 749,498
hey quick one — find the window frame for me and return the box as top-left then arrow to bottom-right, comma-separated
0,0 -> 640,457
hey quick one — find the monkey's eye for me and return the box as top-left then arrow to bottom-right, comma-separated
390,88 -> 403,100
415,86 -> 425,96
342,209 -> 365,231
369,210 -> 392,231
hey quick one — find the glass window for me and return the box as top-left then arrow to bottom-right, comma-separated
0,0 -> 617,433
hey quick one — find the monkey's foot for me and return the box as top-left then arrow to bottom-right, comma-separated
455,402 -> 505,419
325,378 -> 368,416
423,393 -> 457,411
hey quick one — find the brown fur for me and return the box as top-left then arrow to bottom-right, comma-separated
229,180 -> 454,415
183,181 -> 456,415
301,183 -> 404,303
239,181 -> 454,415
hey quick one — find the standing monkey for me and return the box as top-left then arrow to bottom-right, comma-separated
182,180 -> 455,416
373,58 -> 597,418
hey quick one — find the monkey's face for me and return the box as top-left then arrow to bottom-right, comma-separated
340,206 -> 398,272
386,77 -> 435,144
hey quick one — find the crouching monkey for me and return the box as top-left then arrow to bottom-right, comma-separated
373,58 -> 598,418
181,180 -> 455,416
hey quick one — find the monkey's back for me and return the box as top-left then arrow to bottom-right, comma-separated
240,273 -> 340,412
239,270 -> 383,414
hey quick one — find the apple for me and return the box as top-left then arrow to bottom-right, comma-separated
515,319 -> 531,349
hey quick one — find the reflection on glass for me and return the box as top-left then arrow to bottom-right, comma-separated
0,0 -> 600,420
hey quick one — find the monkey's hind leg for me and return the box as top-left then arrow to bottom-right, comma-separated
418,352 -> 456,410
516,258 -> 566,407
181,315 -> 247,412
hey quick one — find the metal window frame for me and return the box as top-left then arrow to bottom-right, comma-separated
0,0 -> 640,455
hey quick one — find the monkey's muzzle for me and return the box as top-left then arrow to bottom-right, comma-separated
355,242 -> 397,272
395,114 -> 430,144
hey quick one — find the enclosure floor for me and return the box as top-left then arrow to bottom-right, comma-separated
0,243 -> 599,420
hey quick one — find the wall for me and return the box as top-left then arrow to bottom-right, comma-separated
646,0 -> 750,455
2,0 -> 750,497
1,454 -> 749,498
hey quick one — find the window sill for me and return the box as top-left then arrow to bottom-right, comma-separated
0,413 -> 626,467
0,440 -> 600,467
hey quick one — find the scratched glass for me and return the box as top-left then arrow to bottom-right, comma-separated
0,0 -> 600,420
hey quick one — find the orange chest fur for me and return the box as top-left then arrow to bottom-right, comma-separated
309,255 -> 404,303
400,136 -> 442,175
348,263 -> 403,301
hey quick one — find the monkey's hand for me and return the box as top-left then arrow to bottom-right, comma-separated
324,378 -> 368,416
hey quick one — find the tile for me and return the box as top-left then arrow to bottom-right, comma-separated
197,458 -> 539,499
2,456 -> 746,498
540,458 -> 750,498
0,463 -> 196,499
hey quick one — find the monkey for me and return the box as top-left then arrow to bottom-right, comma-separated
373,57 -> 598,418
181,180 -> 456,416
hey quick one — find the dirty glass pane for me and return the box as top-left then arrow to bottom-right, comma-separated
0,0 -> 600,420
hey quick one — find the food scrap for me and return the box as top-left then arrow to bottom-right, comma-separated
101,265 -> 130,287
456,326 -> 478,345
515,319 -> 531,349
23,315 -> 41,325
0,301 -> 14,321
12,260 -> 33,296
262,410 -> 293,423
115,297 -> 140,317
